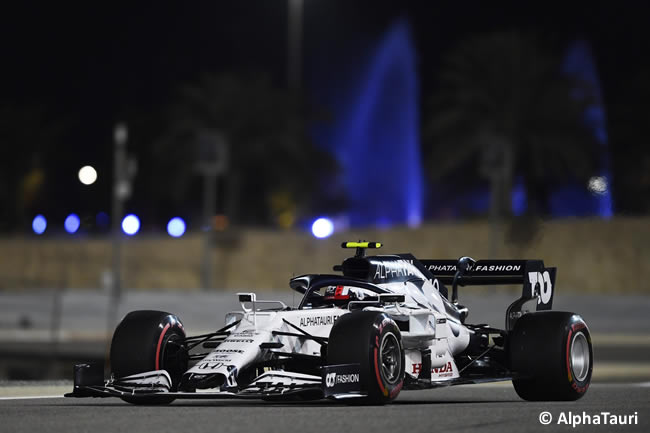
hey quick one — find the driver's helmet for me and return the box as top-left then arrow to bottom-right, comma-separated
323,285 -> 372,304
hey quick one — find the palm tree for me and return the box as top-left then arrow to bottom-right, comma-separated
423,32 -> 597,219
152,73 -> 337,226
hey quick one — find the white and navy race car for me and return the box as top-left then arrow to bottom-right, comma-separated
66,242 -> 593,405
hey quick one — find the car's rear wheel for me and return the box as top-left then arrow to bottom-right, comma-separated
110,310 -> 187,405
509,311 -> 593,401
327,311 -> 405,405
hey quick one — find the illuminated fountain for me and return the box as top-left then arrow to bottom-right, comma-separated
320,18 -> 423,227
560,40 -> 613,218
511,40 -> 613,218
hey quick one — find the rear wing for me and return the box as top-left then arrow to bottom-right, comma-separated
420,259 -> 557,312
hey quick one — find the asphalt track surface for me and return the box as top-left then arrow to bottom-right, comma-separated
1,383 -> 648,433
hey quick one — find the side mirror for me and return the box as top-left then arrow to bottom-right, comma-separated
238,293 -> 256,303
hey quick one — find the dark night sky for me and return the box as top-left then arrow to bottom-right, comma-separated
4,2 -> 647,135
1,1 -> 649,230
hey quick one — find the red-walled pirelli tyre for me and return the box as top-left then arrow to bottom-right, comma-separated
327,311 -> 405,405
110,310 -> 187,405
509,311 -> 593,401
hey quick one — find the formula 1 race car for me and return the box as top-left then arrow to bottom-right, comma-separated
66,242 -> 593,405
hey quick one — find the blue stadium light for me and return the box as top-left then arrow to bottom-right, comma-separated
64,213 -> 81,234
121,214 -> 140,236
167,217 -> 186,238
311,217 -> 334,239
32,214 -> 47,235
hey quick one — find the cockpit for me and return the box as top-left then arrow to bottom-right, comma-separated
290,275 -> 389,310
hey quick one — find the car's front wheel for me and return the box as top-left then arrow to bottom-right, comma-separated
110,310 -> 187,405
327,311 -> 405,405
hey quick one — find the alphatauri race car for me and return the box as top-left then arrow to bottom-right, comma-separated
66,242 -> 593,405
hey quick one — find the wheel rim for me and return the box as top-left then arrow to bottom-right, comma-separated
161,333 -> 187,384
380,332 -> 401,385
570,331 -> 590,382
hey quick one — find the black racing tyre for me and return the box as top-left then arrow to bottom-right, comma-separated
327,311 -> 405,405
509,311 -> 593,401
110,310 -> 187,405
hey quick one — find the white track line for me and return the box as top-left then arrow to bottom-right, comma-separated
0,395 -> 64,401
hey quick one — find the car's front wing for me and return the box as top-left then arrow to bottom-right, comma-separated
64,364 -> 334,401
